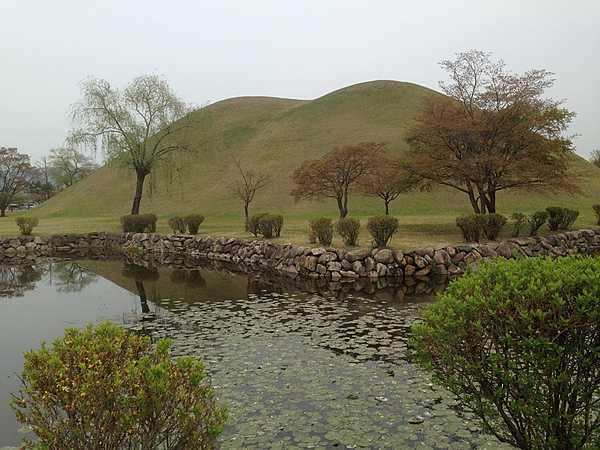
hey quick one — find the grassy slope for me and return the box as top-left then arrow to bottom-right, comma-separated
2,80 -> 599,248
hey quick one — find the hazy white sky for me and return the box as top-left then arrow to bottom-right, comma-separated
1,0 -> 598,161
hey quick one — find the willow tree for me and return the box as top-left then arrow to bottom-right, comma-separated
291,142 -> 383,218
69,75 -> 194,215
405,50 -> 578,214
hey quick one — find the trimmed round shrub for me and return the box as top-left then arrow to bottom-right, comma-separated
412,257 -> 600,450
185,214 -> 205,234
593,204 -> 600,226
168,216 -> 187,234
309,218 -> 333,246
257,214 -> 283,239
528,210 -> 548,236
481,213 -> 506,240
15,217 -> 39,236
248,213 -> 268,237
455,214 -> 485,242
367,216 -> 399,248
11,322 -> 227,449
120,214 -> 157,233
511,212 -> 527,237
546,207 -> 579,231
336,217 -> 360,246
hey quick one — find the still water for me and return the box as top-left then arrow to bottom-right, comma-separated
0,258 -> 509,449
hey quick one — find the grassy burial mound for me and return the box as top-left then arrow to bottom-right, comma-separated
7,80 -> 600,246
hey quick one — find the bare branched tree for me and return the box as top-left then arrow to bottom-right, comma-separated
69,75 -> 195,215
49,147 -> 98,188
230,158 -> 269,230
0,147 -> 34,217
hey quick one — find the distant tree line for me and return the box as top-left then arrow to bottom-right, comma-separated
0,145 -> 98,216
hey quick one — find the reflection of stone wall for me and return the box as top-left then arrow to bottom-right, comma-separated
2,229 -> 600,280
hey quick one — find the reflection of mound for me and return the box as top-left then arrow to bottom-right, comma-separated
169,269 -> 206,288
121,263 -> 160,282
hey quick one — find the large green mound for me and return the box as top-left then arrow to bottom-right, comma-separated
36,80 -> 600,223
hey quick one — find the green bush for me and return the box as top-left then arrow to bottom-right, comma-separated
248,213 -> 268,237
15,217 -> 39,236
511,212 -> 527,237
184,214 -> 205,234
168,216 -> 187,234
367,216 -> 399,248
528,211 -> 548,236
11,322 -> 227,449
546,207 -> 579,231
336,217 -> 360,246
412,257 -> 600,450
257,214 -> 283,239
593,205 -> 600,226
481,213 -> 506,240
455,214 -> 485,242
120,214 -> 157,233
309,218 -> 333,246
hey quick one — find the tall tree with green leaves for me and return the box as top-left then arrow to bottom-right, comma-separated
69,75 -> 195,215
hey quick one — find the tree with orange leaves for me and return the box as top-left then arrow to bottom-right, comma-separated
405,50 -> 578,214
291,142 -> 384,218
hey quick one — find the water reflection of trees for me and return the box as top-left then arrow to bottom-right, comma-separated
0,263 -> 47,297
53,262 -> 98,293
121,263 -> 160,314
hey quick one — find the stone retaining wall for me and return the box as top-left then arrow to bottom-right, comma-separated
2,229 -> 600,280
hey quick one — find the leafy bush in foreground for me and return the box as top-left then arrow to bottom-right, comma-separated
412,257 -> 600,450
185,214 -> 205,234
367,216 -> 399,248
120,214 -> 157,233
528,210 -> 548,236
168,216 -> 187,234
336,217 -> 360,246
11,322 -> 226,449
309,218 -> 333,246
15,217 -> 39,236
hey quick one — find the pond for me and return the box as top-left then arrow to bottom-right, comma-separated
0,258 -> 510,449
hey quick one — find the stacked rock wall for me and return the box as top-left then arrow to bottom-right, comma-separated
1,229 -> 599,280
122,229 -> 600,280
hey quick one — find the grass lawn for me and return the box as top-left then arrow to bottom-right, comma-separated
1,211 -> 597,251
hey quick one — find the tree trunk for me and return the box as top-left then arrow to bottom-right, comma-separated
384,200 -> 390,215
467,189 -> 481,214
336,196 -> 348,218
130,170 -> 148,215
0,208 -> 5,217
244,202 -> 250,231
